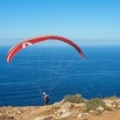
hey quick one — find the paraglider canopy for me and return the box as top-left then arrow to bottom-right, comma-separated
7,35 -> 85,63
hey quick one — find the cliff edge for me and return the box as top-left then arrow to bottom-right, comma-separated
1,94 -> 120,120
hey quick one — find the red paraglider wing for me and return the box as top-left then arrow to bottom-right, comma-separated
7,35 -> 85,63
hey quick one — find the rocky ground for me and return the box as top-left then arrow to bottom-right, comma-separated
1,95 -> 120,120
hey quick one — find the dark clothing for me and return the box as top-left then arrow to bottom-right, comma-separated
41,94 -> 49,105
44,95 -> 49,105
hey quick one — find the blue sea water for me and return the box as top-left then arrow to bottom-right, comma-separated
0,45 -> 120,106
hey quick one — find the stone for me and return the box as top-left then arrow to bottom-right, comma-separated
34,115 -> 53,120
97,106 -> 104,111
77,113 -> 83,118
89,110 -> 95,113
58,112 -> 75,119
118,105 -> 120,108
60,102 -> 72,109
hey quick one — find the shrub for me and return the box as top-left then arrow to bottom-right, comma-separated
64,94 -> 85,103
85,98 -> 111,112
104,95 -> 119,100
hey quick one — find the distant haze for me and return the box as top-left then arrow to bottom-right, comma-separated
0,0 -> 120,46
1,38 -> 120,46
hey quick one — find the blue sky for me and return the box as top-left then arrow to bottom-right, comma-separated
0,0 -> 120,45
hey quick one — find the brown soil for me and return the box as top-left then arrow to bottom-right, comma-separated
0,105 -> 120,120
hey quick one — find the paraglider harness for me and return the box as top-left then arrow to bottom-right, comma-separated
41,93 -> 49,105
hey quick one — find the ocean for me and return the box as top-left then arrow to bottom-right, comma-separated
0,45 -> 120,106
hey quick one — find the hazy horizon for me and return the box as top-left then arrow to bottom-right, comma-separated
1,38 -> 120,46
0,0 -> 120,46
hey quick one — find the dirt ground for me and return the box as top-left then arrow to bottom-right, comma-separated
0,105 -> 120,120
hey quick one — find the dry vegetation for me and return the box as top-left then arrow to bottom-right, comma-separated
0,94 -> 120,120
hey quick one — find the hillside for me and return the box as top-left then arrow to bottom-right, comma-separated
1,94 -> 120,120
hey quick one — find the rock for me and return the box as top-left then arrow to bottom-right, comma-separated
57,112 -> 76,119
34,115 -> 53,120
77,113 -> 83,118
103,98 -> 120,108
97,106 -> 104,111
115,99 -> 120,104
77,112 -> 88,119
59,112 -> 70,119
103,99 -> 114,107
89,110 -> 95,113
74,103 -> 86,108
103,99 -> 114,104
112,104 -> 116,108
118,105 -> 120,108
106,103 -> 112,107
16,110 -> 23,115
0,111 -> 3,116
0,113 -> 2,116
84,113 -> 89,115
103,111 -> 108,114
60,102 -> 72,109
80,103 -> 86,108
55,102 -> 71,116
56,108 -> 69,115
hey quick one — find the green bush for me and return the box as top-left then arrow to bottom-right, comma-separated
85,98 -> 111,112
104,95 -> 119,100
64,94 -> 85,103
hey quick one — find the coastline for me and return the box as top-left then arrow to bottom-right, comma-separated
1,94 -> 120,120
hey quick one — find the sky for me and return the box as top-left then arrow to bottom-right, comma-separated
0,0 -> 120,45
